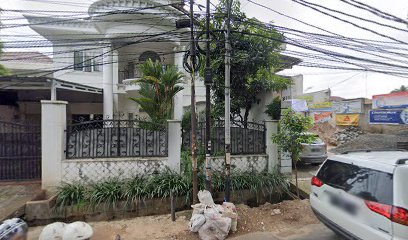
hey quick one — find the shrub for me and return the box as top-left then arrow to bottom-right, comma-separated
265,96 -> 282,120
54,169 -> 289,210
88,179 -> 123,210
55,182 -> 87,211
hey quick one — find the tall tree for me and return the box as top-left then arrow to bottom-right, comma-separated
130,60 -> 184,125
200,0 -> 292,125
391,85 -> 408,93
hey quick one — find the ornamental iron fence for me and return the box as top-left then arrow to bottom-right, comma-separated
0,121 -> 41,180
66,120 -> 168,159
182,120 -> 266,155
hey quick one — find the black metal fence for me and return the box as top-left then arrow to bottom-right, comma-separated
0,121 -> 41,181
182,120 -> 266,155
66,120 -> 168,159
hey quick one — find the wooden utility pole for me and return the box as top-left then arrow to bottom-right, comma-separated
204,0 -> 213,192
189,0 -> 199,204
224,0 -> 232,202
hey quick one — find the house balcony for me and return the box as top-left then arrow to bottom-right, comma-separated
118,67 -> 142,93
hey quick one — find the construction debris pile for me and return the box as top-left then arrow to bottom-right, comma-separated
189,190 -> 238,240
334,126 -> 364,145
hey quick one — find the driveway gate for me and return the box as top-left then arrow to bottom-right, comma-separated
0,121 -> 41,181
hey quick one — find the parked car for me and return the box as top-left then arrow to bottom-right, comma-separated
310,150 -> 408,240
300,133 -> 327,165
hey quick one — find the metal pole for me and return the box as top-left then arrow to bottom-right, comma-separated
189,0 -> 199,204
204,0 -> 213,192
224,0 -> 232,202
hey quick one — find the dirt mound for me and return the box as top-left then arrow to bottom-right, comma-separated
311,122 -> 337,146
28,200 -> 320,240
332,133 -> 408,154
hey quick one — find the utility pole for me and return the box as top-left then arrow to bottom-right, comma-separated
189,0 -> 199,204
204,0 -> 213,192
224,0 -> 232,202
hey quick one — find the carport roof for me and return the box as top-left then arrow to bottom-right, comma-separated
0,76 -> 102,94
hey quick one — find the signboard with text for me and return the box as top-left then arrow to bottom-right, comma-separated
314,112 -> 333,123
336,114 -> 360,126
369,109 -> 408,125
309,102 -> 333,112
372,92 -> 408,109
333,99 -> 363,114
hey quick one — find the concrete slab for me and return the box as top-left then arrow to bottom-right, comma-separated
0,181 -> 42,221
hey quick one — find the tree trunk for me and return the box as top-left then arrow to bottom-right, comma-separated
294,160 -> 299,198
243,106 -> 250,128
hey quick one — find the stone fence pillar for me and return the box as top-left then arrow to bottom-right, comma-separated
167,120 -> 182,173
41,100 -> 67,190
265,120 -> 279,173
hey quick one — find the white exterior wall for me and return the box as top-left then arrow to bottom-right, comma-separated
249,74 -> 304,122
52,46 -> 104,88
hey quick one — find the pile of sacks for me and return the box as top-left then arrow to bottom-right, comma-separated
189,190 -> 238,240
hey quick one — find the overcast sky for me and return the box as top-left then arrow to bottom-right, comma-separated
1,0 -> 408,99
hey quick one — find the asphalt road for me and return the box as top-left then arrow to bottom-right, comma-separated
231,224 -> 343,240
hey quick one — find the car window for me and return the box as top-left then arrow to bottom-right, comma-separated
317,160 -> 393,205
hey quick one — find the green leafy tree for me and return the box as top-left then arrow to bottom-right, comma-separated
391,85 -> 408,93
0,43 -> 10,76
265,96 -> 282,120
130,60 -> 184,125
272,109 -> 315,197
200,0 -> 292,125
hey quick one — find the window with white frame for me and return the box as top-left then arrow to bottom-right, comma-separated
73,51 -> 102,72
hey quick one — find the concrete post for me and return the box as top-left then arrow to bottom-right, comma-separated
103,46 -> 114,119
167,120 -> 182,173
112,49 -> 119,114
41,100 -> 67,190
265,120 -> 279,173
173,46 -> 184,120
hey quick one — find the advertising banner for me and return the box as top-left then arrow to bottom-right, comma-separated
336,114 -> 360,126
372,92 -> 408,109
369,109 -> 408,125
309,102 -> 333,112
333,99 -> 363,114
314,112 -> 333,123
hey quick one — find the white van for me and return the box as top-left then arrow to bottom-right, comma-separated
310,150 -> 408,240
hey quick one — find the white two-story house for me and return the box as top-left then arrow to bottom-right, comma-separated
0,0 -> 302,124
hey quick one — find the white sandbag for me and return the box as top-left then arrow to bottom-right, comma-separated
221,202 -> 238,232
198,217 -> 231,240
191,203 -> 207,215
198,190 -> 215,207
190,214 -> 206,232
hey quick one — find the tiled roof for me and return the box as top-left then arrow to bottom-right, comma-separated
0,52 -> 53,64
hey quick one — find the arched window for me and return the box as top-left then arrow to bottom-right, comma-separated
139,51 -> 161,63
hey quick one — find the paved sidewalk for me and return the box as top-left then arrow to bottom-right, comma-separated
0,182 -> 42,221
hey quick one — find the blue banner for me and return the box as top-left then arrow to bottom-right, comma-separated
369,109 -> 408,125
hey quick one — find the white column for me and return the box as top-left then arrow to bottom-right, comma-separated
167,120 -> 182,173
41,100 -> 67,190
112,49 -> 119,116
265,120 -> 279,173
173,47 -> 184,120
103,47 -> 114,119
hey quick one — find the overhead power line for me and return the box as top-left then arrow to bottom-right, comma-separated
291,0 -> 408,44
338,0 -> 408,25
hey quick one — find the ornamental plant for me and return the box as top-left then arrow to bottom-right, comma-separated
272,109 -> 315,197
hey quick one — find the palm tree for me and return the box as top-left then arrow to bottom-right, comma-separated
391,85 -> 408,93
130,59 -> 184,125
